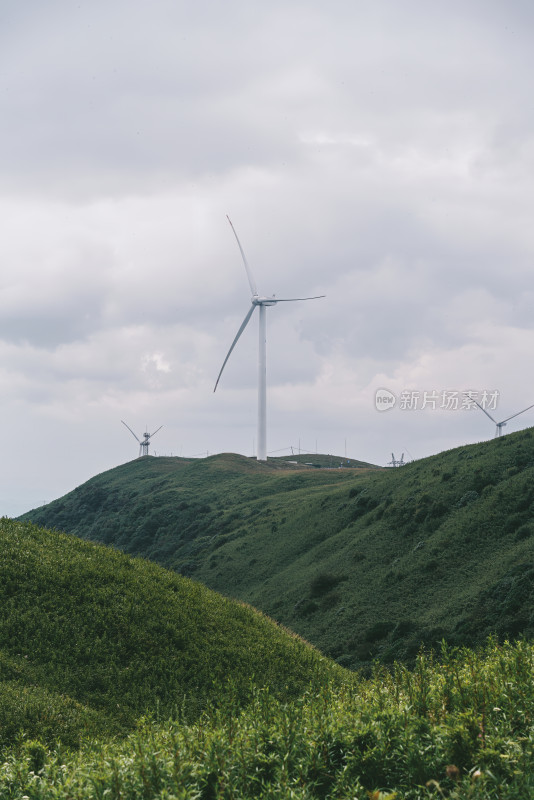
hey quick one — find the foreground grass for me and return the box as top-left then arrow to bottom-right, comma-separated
2,639 -> 534,799
0,518 -> 340,749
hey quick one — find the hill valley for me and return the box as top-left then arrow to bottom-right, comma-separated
20,428 -> 534,671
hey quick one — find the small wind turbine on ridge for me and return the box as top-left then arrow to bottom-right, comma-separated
121,420 -> 163,457
467,397 -> 534,437
214,216 -> 325,461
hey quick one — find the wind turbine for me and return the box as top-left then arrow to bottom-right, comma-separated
214,216 -> 324,461
121,420 -> 163,457
468,398 -> 534,437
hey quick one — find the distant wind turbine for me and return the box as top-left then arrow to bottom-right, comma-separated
121,420 -> 162,457
214,216 -> 325,461
468,398 -> 534,437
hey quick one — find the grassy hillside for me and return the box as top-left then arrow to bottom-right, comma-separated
271,452 -> 377,469
20,453 -> 377,578
3,639 -> 534,798
21,429 -> 534,670
0,518 -> 342,750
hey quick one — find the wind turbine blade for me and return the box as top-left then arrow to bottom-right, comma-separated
500,402 -> 534,425
226,215 -> 258,296
273,295 -> 326,302
121,420 -> 140,443
466,396 -> 497,424
214,304 -> 256,392
150,425 -> 163,438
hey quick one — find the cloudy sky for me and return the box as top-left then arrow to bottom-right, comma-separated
2,1 -> 534,515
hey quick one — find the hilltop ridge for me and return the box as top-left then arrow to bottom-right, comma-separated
21,429 -> 534,670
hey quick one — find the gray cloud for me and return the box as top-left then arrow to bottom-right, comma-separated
1,0 -> 534,514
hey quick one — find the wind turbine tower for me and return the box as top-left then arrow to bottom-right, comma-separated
214,216 -> 325,461
121,421 -> 163,457
468,398 -> 534,437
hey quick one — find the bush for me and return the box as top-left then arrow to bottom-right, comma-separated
456,490 -> 479,508
364,621 -> 395,643
309,572 -> 345,598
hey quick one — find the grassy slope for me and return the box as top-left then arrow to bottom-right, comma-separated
0,518 -> 342,750
4,639 -> 534,798
21,430 -> 534,669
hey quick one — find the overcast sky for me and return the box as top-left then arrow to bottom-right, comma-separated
2,1 -> 534,516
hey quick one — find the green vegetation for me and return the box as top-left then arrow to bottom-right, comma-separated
6,436 -> 534,796
270,452 -> 376,469
21,429 -> 534,670
0,518 -> 340,750
3,639 -> 534,798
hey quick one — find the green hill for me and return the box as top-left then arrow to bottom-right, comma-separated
20,429 -> 534,670
270,452 -> 378,469
4,639 -> 534,798
0,518 -> 341,750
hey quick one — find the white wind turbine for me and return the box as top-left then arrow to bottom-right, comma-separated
214,216 -> 325,461
121,420 -> 163,457
469,397 -> 534,437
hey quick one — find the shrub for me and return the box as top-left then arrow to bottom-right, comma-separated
364,621 -> 395,643
23,740 -> 47,773
515,523 -> 533,541
456,490 -> 479,508
310,572 -> 345,598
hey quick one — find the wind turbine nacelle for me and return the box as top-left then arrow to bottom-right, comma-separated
252,296 -> 277,307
